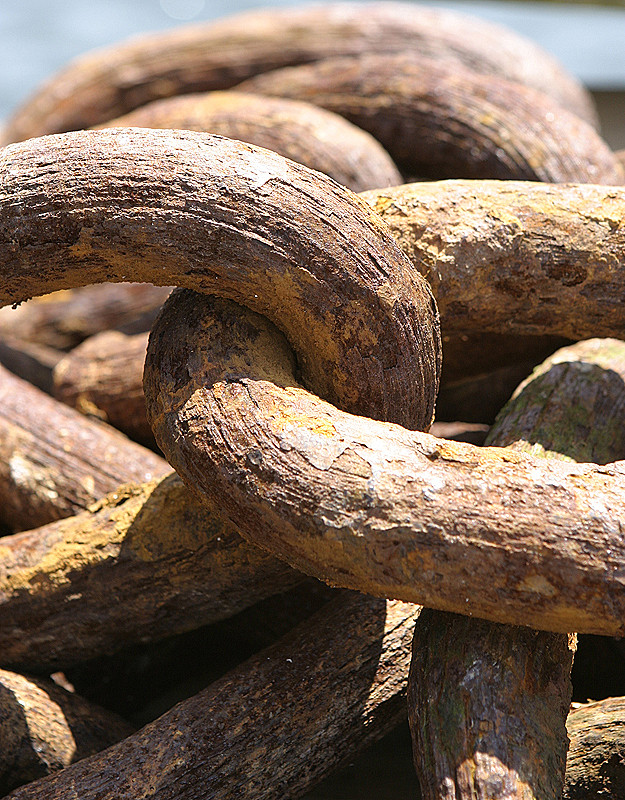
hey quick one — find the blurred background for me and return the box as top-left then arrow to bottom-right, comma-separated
0,0 -> 623,146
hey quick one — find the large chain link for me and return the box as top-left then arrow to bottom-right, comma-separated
0,4 -> 623,798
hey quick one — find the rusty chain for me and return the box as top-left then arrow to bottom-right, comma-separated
0,3 -> 624,798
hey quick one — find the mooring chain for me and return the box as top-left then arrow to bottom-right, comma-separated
0,2 -> 598,145
0,127 -> 623,637
0,4 -> 624,797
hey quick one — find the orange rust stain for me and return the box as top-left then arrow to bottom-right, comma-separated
431,437 -> 525,468
261,387 -> 339,439
275,409 -> 338,438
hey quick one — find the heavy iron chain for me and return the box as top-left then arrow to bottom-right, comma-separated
0,4 -> 624,798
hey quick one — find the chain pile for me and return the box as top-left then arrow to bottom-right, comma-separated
0,4 -> 624,798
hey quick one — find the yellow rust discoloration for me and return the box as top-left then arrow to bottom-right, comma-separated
145,290 -> 625,636
274,409 -> 338,440
0,476 -> 223,599
371,194 -> 394,216
416,435 -> 528,470
0,491 -> 145,598
2,129 -> 440,431
360,181 -> 625,340
508,440 -> 576,463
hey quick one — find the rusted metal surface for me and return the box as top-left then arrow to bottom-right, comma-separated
409,338 -> 625,800
0,2 -> 596,144
145,291 -> 625,636
0,669 -> 133,794
0,128 -> 441,432
0,474 -> 300,672
0,13 -> 621,793
238,53 -> 620,182
0,363 -> 169,531
101,91 -> 402,192
3,593 -> 420,800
